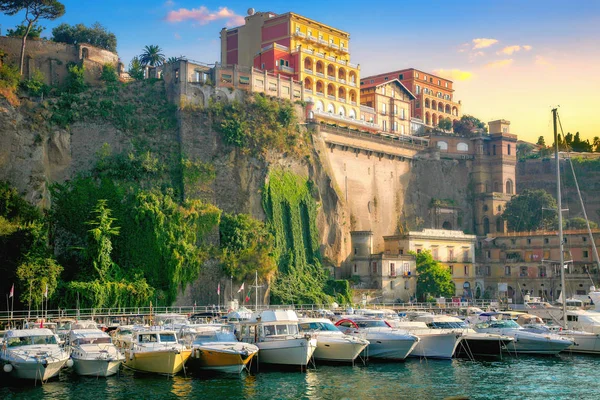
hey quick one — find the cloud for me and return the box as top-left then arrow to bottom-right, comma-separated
497,45 -> 533,55
164,0 -> 175,7
535,55 -> 555,69
433,69 -> 474,81
484,59 -> 514,68
165,6 -> 245,27
472,38 -> 499,50
174,32 -> 181,40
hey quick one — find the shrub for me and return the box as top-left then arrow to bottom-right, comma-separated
19,69 -> 50,97
65,62 -> 87,93
100,64 -> 118,83
0,64 -> 20,90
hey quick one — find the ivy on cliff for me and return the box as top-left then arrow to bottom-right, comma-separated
262,169 -> 338,305
208,93 -> 309,159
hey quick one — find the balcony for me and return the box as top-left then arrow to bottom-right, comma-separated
338,78 -> 346,84
316,51 -> 325,58
312,109 -> 380,129
304,68 -> 313,74
327,95 -> 336,100
328,75 -> 336,81
338,60 -> 347,66
350,101 -> 357,106
329,43 -> 339,49
316,91 -> 324,96
305,89 -> 313,94
339,98 -> 346,103
348,81 -> 357,87
326,55 -> 336,62
341,46 -> 349,53
319,39 -> 328,45
348,62 -> 358,68
294,31 -> 306,38
316,72 -> 325,78
278,65 -> 295,74
308,36 -> 317,43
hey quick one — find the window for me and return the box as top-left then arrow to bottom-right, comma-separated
527,238 -> 531,244
584,250 -> 589,258
485,265 -> 491,276
432,248 -> 439,259
261,63 -> 265,69
372,262 -> 377,273
394,104 -> 398,115
438,80 -> 441,85
399,74 -> 404,80
464,265 -> 469,276
417,249 -> 422,253
449,265 -> 454,275
520,266 -> 528,277
505,265 -> 511,275
445,82 -> 448,88
382,120 -> 387,131
448,248 -> 454,261
539,266 -> 547,277
354,264 -> 357,273
508,144 -> 512,155
393,121 -> 398,132
583,237 -> 587,242
545,238 -> 549,244
390,263 -> 396,276
423,75 -> 427,81
416,72 -> 419,78
416,85 -> 421,95
463,249 -> 469,261
416,101 -> 420,108
354,247 -> 357,255
400,108 -> 406,119
400,125 -> 405,135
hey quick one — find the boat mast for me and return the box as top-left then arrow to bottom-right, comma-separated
553,108 -> 567,328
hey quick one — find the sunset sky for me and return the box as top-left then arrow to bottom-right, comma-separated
1,0 -> 599,143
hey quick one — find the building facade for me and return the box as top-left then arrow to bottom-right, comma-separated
478,229 -> 600,303
383,229 -> 478,297
359,79 -> 415,136
346,231 -> 417,302
360,68 -> 461,128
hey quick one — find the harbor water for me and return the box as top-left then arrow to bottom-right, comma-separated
1,354 -> 597,400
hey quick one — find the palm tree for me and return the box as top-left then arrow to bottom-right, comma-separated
166,56 -> 181,64
593,136 -> 600,153
139,45 -> 165,67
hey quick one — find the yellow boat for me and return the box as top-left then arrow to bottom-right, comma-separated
123,329 -> 191,376
182,325 -> 258,374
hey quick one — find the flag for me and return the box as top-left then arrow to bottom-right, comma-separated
237,282 -> 245,293
9,284 -> 14,299
217,283 -> 221,295
44,283 -> 48,298
245,287 -> 252,303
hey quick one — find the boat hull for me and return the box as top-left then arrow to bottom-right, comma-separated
562,332 -> 600,354
187,344 -> 258,374
507,333 -> 572,355
72,358 -> 122,377
455,335 -> 513,358
123,348 -> 191,375
256,337 -> 317,366
408,331 -> 461,359
365,337 -> 419,361
312,337 -> 369,363
3,358 -> 67,382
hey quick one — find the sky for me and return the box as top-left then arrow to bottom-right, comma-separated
1,0 -> 599,143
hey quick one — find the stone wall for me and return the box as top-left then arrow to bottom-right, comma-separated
0,36 -> 120,86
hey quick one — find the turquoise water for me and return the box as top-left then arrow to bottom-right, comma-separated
1,355 -> 598,400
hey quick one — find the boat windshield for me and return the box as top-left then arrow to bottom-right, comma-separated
117,329 -> 133,336
159,333 -> 177,343
194,331 -> 237,343
299,322 -> 339,332
263,324 -> 299,336
428,321 -> 468,329
74,337 -> 112,345
355,320 -> 388,328
475,320 -> 520,329
7,335 -> 58,347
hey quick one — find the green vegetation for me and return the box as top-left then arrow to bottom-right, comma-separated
127,56 -> 145,81
209,93 -> 308,158
0,0 -> 66,74
0,63 -> 20,90
19,68 -> 50,97
51,22 -> 117,52
64,62 -> 87,93
502,188 -> 558,232
262,169 -> 341,305
7,23 -> 44,39
139,45 -> 166,67
413,250 -> 455,301
452,115 -> 488,136
565,217 -> 598,230
100,63 -> 118,83
438,117 -> 452,131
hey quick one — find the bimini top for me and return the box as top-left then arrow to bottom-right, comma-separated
254,310 -> 299,323
69,329 -> 110,339
5,328 -> 55,338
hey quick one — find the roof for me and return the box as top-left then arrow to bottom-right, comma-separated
254,309 -> 299,323
6,328 -> 55,338
69,329 -> 110,339
360,78 -> 416,100
298,318 -> 333,324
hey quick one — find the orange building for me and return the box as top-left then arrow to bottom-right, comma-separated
359,79 -> 415,136
361,68 -> 461,128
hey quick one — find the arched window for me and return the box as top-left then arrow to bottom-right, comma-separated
494,181 -> 500,192
437,141 -> 448,151
327,103 -> 335,113
496,218 -> 504,233
442,221 -> 452,230
457,142 -> 468,152
338,106 -> 346,117
425,99 -> 430,108
348,109 -> 356,119
506,179 -> 514,195
315,100 -> 324,111
483,217 -> 490,235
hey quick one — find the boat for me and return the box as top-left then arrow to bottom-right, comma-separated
414,314 -> 514,359
112,325 -> 137,350
123,328 -> 191,375
298,318 -> 369,363
1,328 -> 72,382
179,324 -> 258,374
335,317 -> 419,361
68,324 -> 125,377
237,310 -> 317,368
472,312 -> 573,355
385,318 -> 462,360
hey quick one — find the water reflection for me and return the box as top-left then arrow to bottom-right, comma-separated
170,376 -> 193,398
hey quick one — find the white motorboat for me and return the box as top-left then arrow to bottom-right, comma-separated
1,328 -> 72,382
237,310 -> 317,368
335,317 -> 419,361
414,314 -> 513,359
473,313 -> 573,355
387,320 -> 461,359
298,318 -> 369,363
180,324 -> 258,374
68,327 -> 125,377
123,328 -> 191,375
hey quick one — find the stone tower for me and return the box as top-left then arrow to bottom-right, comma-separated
471,119 -> 517,236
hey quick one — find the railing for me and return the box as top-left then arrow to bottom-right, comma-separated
350,101 -> 357,106
308,36 -> 317,42
327,95 -> 336,100
316,91 -> 324,96
339,98 -> 346,103
316,72 -> 325,78
312,109 -> 379,129
278,65 -> 295,74
328,75 -> 336,81
319,39 -> 328,45
304,68 -> 313,74
326,56 -> 336,62
348,62 -> 358,68
338,60 -> 347,66
316,51 -> 325,58
339,78 -> 346,84
305,89 -> 313,94
330,43 -> 339,49
294,31 -> 306,38
349,82 -> 357,87
341,46 -> 349,53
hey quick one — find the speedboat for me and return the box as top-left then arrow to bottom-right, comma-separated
415,314 -> 514,359
1,328 -> 72,382
335,317 -> 419,361
473,313 -> 573,355
153,314 -> 190,331
68,325 -> 125,377
387,319 -> 462,359
123,328 -> 191,375
180,324 -> 258,374
237,310 -> 317,368
112,325 -> 136,350
299,318 -> 369,363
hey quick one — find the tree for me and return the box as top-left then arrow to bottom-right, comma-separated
0,0 -> 65,75
86,199 -> 120,282
502,189 -> 558,232
128,56 -> 144,80
438,117 -> 452,131
16,257 -> 62,308
564,217 -> 598,230
139,45 -> 165,67
413,250 -> 455,301
452,114 -> 487,136
51,22 -> 117,52
517,142 -> 534,161
537,136 -> 546,146
6,22 -> 43,39
593,136 -> 600,153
